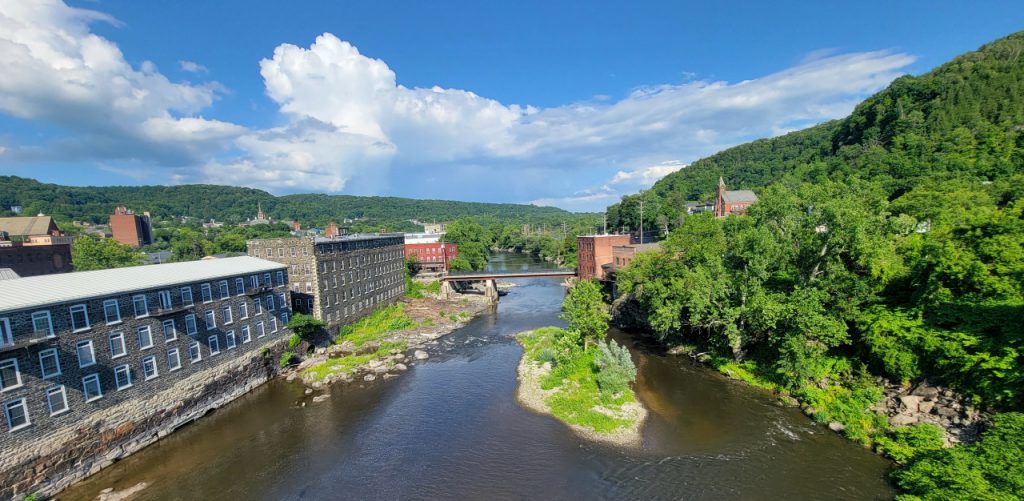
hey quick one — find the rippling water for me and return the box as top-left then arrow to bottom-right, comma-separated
60,253 -> 894,500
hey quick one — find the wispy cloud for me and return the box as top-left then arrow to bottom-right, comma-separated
178,60 -> 208,73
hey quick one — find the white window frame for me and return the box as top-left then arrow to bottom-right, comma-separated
256,321 -> 265,338
240,325 -> 251,344
276,271 -> 284,286
46,386 -> 69,416
188,341 -> 202,363
70,304 -> 90,332
0,318 -> 11,347
31,311 -> 54,338
162,319 -> 177,342
239,302 -> 249,320
137,325 -> 154,350
142,356 -> 159,380
185,314 -> 198,336
132,294 -> 149,318
114,364 -> 133,390
103,299 -> 121,325
158,290 -> 173,310
208,335 -> 221,356
167,348 -> 182,371
180,286 -> 194,306
266,295 -> 275,311
254,298 -> 263,315
250,275 -> 259,289
218,280 -> 230,300
4,397 -> 30,432
221,304 -> 233,325
109,331 -> 127,359
204,310 -> 216,330
282,312 -> 289,324
270,317 -> 279,333
82,374 -> 102,402
38,348 -> 61,379
225,330 -> 236,350
263,273 -> 272,286
0,359 -> 22,392
201,284 -> 213,303
235,277 -> 245,296
76,340 -> 96,368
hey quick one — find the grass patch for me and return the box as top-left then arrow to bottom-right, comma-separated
336,304 -> 415,346
304,341 -> 406,382
518,327 -> 637,434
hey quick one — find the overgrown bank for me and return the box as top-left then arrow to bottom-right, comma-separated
514,280 -> 647,446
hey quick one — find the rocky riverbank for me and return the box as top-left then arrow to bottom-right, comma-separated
285,293 -> 491,389
874,380 -> 984,446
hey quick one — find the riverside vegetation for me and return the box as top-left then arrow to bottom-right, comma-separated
516,280 -> 646,446
610,32 -> 1024,500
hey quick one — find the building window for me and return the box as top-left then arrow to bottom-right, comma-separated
181,286 -> 194,306
256,321 -> 265,338
204,310 -> 216,330
185,314 -> 198,335
270,317 -> 279,333
222,304 -> 233,325
218,280 -> 230,300
263,273 -> 272,287
142,356 -> 159,380
278,248 -> 284,257
225,331 -> 236,349
31,311 -> 54,337
282,312 -> 289,324
239,302 -> 249,319
254,298 -> 263,315
137,325 -> 154,350
4,398 -> 30,431
0,318 -> 10,347
208,335 -> 220,355
102,299 -> 121,325
0,359 -> 22,391
266,249 -> 272,258
76,340 -> 96,368
279,293 -> 287,309
70,304 -> 90,331
305,282 -> 312,293
39,348 -> 61,378
250,275 -> 259,289
276,271 -> 284,286
82,374 -> 102,402
188,341 -> 202,363
158,290 -> 172,310
235,277 -> 245,296
240,325 -> 251,344
266,295 -> 275,311
114,364 -> 133,390
162,319 -> 177,342
46,386 -> 69,416
290,247 -> 296,257
201,284 -> 213,303
109,331 -> 127,358
132,294 -> 149,318
167,348 -> 182,371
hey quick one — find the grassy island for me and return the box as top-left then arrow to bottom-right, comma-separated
515,280 -> 647,446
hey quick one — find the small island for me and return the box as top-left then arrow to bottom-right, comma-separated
514,280 -> 647,447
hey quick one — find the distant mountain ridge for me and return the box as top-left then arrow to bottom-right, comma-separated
0,176 -> 585,228
608,30 -> 1024,229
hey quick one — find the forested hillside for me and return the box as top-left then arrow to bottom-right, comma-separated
0,176 -> 589,231
611,32 -> 1024,499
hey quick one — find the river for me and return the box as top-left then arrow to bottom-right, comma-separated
61,253 -> 895,500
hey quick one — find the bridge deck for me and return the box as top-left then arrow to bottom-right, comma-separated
442,270 -> 576,281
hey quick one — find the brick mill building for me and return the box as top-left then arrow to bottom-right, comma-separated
576,234 -> 631,281
404,233 -> 458,272
714,177 -> 759,217
246,234 -> 405,328
109,206 -> 153,248
0,256 -> 292,498
0,216 -> 73,277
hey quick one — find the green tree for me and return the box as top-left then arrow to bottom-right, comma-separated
71,237 -> 146,271
286,313 -> 327,342
561,279 -> 611,349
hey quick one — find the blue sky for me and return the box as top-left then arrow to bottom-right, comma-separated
1,1 -> 1022,211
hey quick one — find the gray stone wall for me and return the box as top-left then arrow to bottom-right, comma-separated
0,268 -> 293,499
246,237 -> 319,318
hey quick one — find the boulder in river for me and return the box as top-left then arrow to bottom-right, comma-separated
414,350 -> 429,360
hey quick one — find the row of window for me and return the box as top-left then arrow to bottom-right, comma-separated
0,273 -> 286,347
2,318 -> 285,432
314,242 -> 403,256
322,285 -> 402,322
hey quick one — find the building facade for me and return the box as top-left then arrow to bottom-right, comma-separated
714,177 -> 759,217
422,223 -> 446,234
612,242 -> 662,270
576,234 -> 631,281
404,233 -> 457,272
246,234 -> 405,328
0,257 -> 292,498
0,234 -> 74,277
109,206 -> 153,248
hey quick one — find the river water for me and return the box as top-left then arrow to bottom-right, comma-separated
61,253 -> 895,500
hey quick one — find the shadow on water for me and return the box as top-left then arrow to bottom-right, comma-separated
60,253 -> 894,501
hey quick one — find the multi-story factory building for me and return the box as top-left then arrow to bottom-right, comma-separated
0,256 -> 293,498
246,234 -> 405,328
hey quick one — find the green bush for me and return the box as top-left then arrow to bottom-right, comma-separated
594,340 -> 637,396
876,423 -> 946,464
536,348 -> 557,364
425,281 -> 441,294
279,351 -> 297,368
287,334 -> 302,349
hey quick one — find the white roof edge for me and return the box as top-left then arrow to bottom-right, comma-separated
0,256 -> 286,313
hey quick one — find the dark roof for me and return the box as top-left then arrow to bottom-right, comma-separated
723,190 -> 758,203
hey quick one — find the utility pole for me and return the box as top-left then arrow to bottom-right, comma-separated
602,213 -> 607,235
639,199 -> 644,244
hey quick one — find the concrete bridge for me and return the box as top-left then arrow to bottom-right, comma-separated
441,269 -> 576,302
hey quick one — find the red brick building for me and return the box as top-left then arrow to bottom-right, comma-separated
109,206 -> 152,248
576,234 -> 631,280
405,242 -> 458,272
0,216 -> 73,277
714,177 -> 758,217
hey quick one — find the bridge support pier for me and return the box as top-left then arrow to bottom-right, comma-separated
440,280 -> 455,299
483,279 -> 499,304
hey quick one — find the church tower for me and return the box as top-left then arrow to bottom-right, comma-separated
715,177 -> 727,217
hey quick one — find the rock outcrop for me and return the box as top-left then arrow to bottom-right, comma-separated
874,380 -> 984,446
